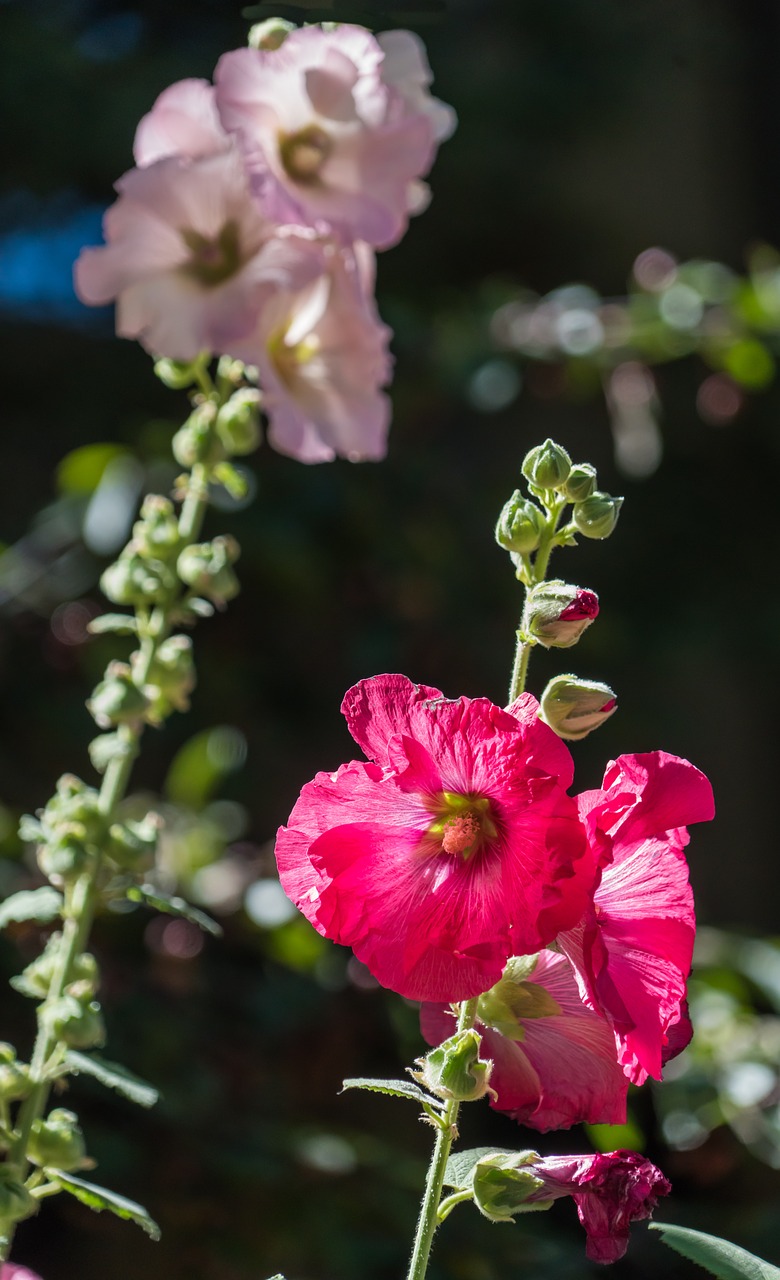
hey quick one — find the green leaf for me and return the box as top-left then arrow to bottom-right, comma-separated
126,885 -> 222,937
48,1170 -> 161,1240
87,613 -> 139,636
650,1225 -> 780,1279
341,1078 -> 444,1108
164,726 -> 246,809
64,1052 -> 159,1109
56,443 -> 129,496
444,1147 -> 520,1191
0,887 -> 63,930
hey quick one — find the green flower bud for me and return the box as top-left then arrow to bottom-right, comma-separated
40,995 -> 105,1050
0,1166 -> 37,1227
172,402 -> 223,469
523,581 -> 599,649
87,662 -> 149,730
471,1151 -> 547,1223
216,388 -> 262,456
540,674 -> 617,741
248,17 -> 295,49
15,939 -> 98,1001
37,832 -> 92,884
177,535 -> 240,605
153,357 -> 201,390
132,496 -> 181,560
28,1109 -> 86,1172
0,1046 -> 31,1102
495,492 -> 546,555
412,1029 -> 493,1103
101,551 -> 177,606
562,462 -> 597,503
572,491 -> 623,540
521,439 -> 572,491
105,814 -> 160,873
139,635 -> 196,717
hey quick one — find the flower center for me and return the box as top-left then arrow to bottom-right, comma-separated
267,326 -> 321,387
279,124 -> 332,185
426,792 -> 497,861
179,221 -> 242,288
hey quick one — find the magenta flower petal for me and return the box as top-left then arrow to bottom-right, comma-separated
422,949 -> 628,1131
276,675 -> 594,1001
561,751 -> 714,1082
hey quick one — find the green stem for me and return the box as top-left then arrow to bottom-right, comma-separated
3,463 -> 212,1261
507,495 -> 568,705
507,632 -> 534,705
406,998 -> 478,1280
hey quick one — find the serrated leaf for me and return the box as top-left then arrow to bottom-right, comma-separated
0,887 -> 63,930
650,1225 -> 780,1279
443,1147 -> 520,1191
126,885 -> 222,937
88,613 -> 139,636
65,1052 -> 159,1109
341,1078 -> 444,1108
49,1170 -> 161,1240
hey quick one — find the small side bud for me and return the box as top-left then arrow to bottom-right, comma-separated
521,439 -> 572,491
495,492 -> 546,555
523,581 -> 599,649
540,675 -> 617,741
105,815 -> 160,873
172,402 -> 223,469
412,1029 -> 493,1103
37,833 -> 92,885
177,536 -> 240,605
471,1151 -> 547,1223
216,388 -> 262,456
28,1108 -> 86,1172
562,462 -> 597,503
136,634 -> 196,723
100,551 -> 176,606
133,495 -> 180,560
248,18 -> 295,49
87,662 -> 149,729
153,357 -> 200,390
0,1045 -> 30,1102
573,491 -> 623,540
40,995 -> 105,1050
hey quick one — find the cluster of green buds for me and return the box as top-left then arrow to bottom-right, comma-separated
498,440 -> 621,741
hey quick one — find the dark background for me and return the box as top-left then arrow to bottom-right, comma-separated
1,0 -> 779,1276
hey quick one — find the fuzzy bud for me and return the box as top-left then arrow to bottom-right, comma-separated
563,463 -> 597,503
540,675 -> 617,741
495,492 -> 546,555
132,496 -> 180,560
523,581 -> 599,648
521,439 -> 572,491
28,1109 -> 86,1172
573,491 -> 623,540
470,1151 -> 547,1223
136,634 -> 196,723
87,663 -> 148,729
0,1045 -> 30,1103
105,815 -> 160,873
37,832 -> 92,885
100,551 -> 177,606
172,402 -> 223,469
0,1167 -> 37,1228
412,1029 -> 493,1103
40,996 -> 105,1050
177,536 -> 240,605
216,389 -> 261,456
248,18 -> 295,49
153,357 -> 200,390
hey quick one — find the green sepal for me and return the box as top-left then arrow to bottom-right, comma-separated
341,1078 -> 445,1110
87,614 -> 139,636
0,887 -> 63,930
213,462 -> 249,500
443,1147 -> 519,1190
650,1224 -> 780,1279
64,1051 -> 159,1109
47,1170 -> 161,1240
125,885 -> 222,937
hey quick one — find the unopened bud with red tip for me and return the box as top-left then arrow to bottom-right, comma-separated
540,675 -> 617,741
522,439 -> 572,491
523,581 -> 599,648
495,492 -> 546,555
563,463 -> 597,503
412,1029 -> 494,1103
573,491 -> 623,539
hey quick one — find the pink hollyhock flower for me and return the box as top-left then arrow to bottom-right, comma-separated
276,674 -> 595,1002
560,752 -> 715,1084
1,1265 -> 44,1280
133,78 -> 229,166
75,147 -> 280,361
522,1150 -> 671,1263
231,236 -> 391,462
421,948 -> 628,1131
215,24 -> 448,248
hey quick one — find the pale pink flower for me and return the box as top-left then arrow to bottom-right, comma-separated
523,1150 -> 671,1263
133,78 -> 228,166
75,147 -> 279,361
232,236 -> 391,462
275,675 -> 595,1002
1,1264 -> 44,1280
215,24 -> 447,247
560,752 -> 715,1084
376,29 -> 456,215
421,947 -> 628,1131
